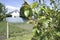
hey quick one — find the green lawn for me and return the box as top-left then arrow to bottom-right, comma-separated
0,21 -> 7,40
0,21 -> 33,40
0,21 -> 6,36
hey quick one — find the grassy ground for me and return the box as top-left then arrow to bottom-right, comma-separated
0,21 -> 6,36
0,21 -> 34,40
0,21 -> 7,40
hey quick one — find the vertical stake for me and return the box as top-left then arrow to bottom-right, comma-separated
7,22 -> 9,39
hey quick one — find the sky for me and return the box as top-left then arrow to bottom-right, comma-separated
0,0 -> 50,13
0,0 -> 34,7
0,0 -> 33,13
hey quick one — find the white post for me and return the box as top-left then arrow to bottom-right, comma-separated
7,22 -> 9,39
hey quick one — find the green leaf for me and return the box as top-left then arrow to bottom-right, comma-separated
31,2 -> 38,9
56,32 -> 60,36
24,10 -> 29,17
20,1 -> 33,18
50,0 -> 55,5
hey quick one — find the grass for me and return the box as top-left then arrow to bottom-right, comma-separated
0,21 -> 33,40
0,21 -> 7,40
0,21 -> 6,36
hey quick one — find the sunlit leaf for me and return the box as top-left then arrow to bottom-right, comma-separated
31,2 -> 38,9
24,10 -> 29,17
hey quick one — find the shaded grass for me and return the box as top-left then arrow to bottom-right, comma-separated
0,21 -> 6,36
0,21 -> 7,40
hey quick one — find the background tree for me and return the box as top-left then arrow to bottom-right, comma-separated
0,3 -> 7,21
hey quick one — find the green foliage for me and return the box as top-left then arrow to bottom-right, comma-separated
31,2 -> 38,9
0,3 -> 3,13
0,3 -> 7,21
20,1 -> 33,19
0,14 -> 6,21
0,3 -> 6,14
50,0 -> 55,5
25,0 -> 60,40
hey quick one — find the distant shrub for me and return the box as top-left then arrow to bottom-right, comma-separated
0,14 -> 6,21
